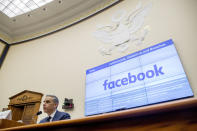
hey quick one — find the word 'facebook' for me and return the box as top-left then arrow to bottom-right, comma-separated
103,64 -> 164,90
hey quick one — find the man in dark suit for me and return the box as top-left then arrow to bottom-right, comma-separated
39,95 -> 70,123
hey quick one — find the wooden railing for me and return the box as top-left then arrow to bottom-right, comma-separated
1,97 -> 197,131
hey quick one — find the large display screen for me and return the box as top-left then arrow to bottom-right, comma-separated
85,39 -> 193,116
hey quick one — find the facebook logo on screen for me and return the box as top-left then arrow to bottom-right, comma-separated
103,64 -> 164,90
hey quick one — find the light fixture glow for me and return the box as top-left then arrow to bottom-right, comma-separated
0,0 -> 54,18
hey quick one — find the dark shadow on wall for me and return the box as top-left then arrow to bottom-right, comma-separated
0,39 -> 10,69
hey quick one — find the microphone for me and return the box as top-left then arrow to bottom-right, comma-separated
36,111 -> 42,116
32,111 -> 42,123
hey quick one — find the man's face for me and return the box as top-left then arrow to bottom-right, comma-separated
43,96 -> 58,115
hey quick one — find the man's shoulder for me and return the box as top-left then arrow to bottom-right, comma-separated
39,117 -> 48,123
55,110 -> 70,119
56,110 -> 69,115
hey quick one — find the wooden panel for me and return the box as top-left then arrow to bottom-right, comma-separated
2,98 -> 197,131
10,106 -> 24,121
8,90 -> 43,125
32,102 -> 41,123
0,119 -> 24,129
22,104 -> 35,124
9,91 -> 42,105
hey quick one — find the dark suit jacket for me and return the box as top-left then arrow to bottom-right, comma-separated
39,110 -> 70,123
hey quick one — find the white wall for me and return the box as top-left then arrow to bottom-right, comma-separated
0,0 -> 197,122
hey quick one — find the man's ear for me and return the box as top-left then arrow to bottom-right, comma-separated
54,103 -> 58,109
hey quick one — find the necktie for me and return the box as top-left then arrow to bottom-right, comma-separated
47,116 -> 52,122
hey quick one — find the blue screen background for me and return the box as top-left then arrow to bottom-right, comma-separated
85,39 -> 193,116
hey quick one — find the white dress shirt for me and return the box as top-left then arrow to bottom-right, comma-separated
48,110 -> 57,122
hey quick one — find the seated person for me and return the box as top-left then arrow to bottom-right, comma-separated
39,95 -> 70,123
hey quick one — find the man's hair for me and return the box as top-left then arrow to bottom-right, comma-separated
46,95 -> 59,105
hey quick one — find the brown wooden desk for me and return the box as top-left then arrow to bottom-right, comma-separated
0,119 -> 24,129
1,98 -> 197,131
